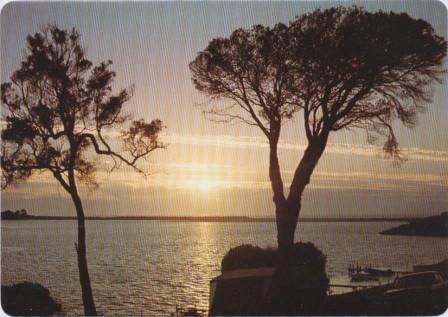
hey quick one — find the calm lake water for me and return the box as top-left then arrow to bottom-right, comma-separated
2,220 -> 447,316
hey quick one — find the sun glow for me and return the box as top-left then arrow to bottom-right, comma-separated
196,179 -> 217,191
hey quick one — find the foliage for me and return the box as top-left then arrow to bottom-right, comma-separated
1,209 -> 30,219
2,282 -> 61,316
190,23 -> 295,137
221,244 -> 277,272
190,7 -> 446,157
278,242 -> 329,315
285,242 -> 329,292
220,243 -> 329,314
1,25 -> 165,190
287,7 -> 446,156
221,242 -> 328,282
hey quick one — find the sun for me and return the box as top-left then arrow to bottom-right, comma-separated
198,180 -> 213,191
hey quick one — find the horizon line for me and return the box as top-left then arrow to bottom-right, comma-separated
2,214 -> 435,222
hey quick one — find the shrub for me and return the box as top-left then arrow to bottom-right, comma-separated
221,244 -> 276,272
1,282 -> 61,316
220,242 -> 329,315
287,242 -> 329,293
283,242 -> 329,314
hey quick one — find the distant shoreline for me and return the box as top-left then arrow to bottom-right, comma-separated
1,215 -> 411,222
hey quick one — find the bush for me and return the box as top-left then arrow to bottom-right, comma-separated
282,242 -> 329,314
220,243 -> 329,315
1,282 -> 61,316
221,244 -> 277,272
287,242 -> 329,294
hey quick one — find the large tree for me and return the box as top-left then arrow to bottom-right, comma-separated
190,7 -> 446,253
1,26 -> 164,315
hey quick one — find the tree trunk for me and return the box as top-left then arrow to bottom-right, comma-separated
276,131 -> 330,253
268,139 -> 287,243
269,137 -> 285,207
265,131 -> 330,314
68,174 -> 98,316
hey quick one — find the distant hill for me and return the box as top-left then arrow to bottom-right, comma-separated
380,212 -> 448,237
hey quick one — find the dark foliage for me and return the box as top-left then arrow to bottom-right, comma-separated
219,243 -> 329,315
221,244 -> 277,272
267,243 -> 329,315
221,243 -> 328,282
1,209 -> 31,220
190,6 -> 447,250
284,242 -> 329,292
190,6 -> 446,157
2,282 -> 61,316
1,25 -> 165,189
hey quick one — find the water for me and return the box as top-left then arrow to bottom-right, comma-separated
2,220 -> 447,316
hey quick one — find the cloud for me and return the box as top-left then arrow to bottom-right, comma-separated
12,162 -> 446,194
310,171 -> 448,186
162,133 -> 448,162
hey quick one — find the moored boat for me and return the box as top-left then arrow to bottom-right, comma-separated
349,264 -> 396,279
364,268 -> 395,277
172,305 -> 206,317
350,272 -> 379,282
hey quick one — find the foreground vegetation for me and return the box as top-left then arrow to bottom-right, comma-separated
1,282 -> 61,316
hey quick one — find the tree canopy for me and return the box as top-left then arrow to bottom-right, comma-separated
286,7 -> 446,155
1,25 -> 164,190
190,7 -> 447,249
190,7 -> 446,156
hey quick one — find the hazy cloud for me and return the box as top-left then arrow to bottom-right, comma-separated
163,133 -> 448,162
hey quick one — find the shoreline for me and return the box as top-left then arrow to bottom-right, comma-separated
1,216 -> 411,222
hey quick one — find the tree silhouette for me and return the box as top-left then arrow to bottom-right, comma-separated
190,7 -> 446,253
1,26 -> 165,315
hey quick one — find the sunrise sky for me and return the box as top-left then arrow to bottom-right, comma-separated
1,1 -> 447,218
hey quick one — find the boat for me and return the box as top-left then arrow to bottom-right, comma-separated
172,305 -> 206,317
349,264 -> 395,278
364,268 -> 395,277
350,272 -> 379,282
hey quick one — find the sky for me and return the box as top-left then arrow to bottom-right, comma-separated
1,1 -> 447,218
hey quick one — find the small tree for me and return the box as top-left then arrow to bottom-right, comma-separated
190,7 -> 446,253
1,26 -> 164,315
